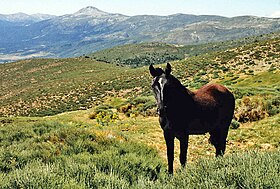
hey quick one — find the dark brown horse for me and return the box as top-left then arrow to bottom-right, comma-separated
149,63 -> 235,174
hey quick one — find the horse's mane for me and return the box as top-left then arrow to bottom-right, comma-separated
164,74 -> 194,111
167,74 -> 194,98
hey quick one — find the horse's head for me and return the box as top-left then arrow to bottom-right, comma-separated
149,63 -> 172,116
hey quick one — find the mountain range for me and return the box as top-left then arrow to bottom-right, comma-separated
1,6 -> 280,62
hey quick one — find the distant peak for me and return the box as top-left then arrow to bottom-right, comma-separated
82,6 -> 102,11
10,12 -> 29,17
75,6 -> 109,17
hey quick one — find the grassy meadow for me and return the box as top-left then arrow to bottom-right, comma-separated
0,32 -> 280,188
0,111 -> 279,188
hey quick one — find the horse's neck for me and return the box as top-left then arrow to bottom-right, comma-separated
166,83 -> 194,107
165,84 -> 196,124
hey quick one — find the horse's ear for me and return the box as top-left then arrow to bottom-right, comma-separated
165,63 -> 171,76
149,64 -> 157,77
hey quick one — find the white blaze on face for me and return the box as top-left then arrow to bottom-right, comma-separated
152,75 -> 167,107
158,77 -> 165,102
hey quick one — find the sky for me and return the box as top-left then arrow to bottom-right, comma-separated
1,0 -> 280,18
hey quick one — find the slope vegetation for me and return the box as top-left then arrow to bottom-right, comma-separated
1,33 -> 279,117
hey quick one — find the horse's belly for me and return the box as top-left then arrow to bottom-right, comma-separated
188,118 -> 211,135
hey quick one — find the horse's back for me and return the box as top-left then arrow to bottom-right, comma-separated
194,83 -> 234,106
193,83 -> 235,126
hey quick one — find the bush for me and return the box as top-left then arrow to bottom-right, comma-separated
266,96 -> 280,116
230,119 -> 240,129
95,110 -> 119,126
1,119 -> 280,188
118,103 -> 132,114
117,96 -> 156,117
234,96 -> 268,123
88,111 -> 98,119
88,104 -> 119,126
234,95 -> 280,123
89,104 -> 113,119
146,150 -> 280,189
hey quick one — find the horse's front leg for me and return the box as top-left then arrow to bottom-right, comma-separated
179,135 -> 189,168
164,131 -> 175,174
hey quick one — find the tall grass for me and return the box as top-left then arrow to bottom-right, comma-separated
140,150 -> 280,189
0,120 -> 163,188
0,119 -> 279,188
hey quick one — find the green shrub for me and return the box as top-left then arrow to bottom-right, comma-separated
118,96 -> 156,117
1,118 -> 280,188
266,96 -> 280,116
95,110 -> 119,126
146,150 -> 280,189
230,119 -> 240,129
33,121 -> 64,136
95,104 -> 113,112
88,104 -> 119,126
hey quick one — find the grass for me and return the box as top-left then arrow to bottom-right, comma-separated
0,111 -> 279,188
0,119 -> 164,188
229,114 -> 280,149
148,150 -> 280,189
233,71 -> 280,89
0,58 -> 151,116
2,109 -> 279,163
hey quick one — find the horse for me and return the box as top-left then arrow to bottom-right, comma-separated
149,63 -> 235,174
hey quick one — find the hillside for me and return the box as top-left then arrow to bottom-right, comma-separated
0,58 -> 142,116
1,33 -> 279,117
1,6 -> 280,62
90,42 -> 185,67
90,32 -> 280,67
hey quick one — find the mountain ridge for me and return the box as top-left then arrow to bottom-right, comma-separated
1,6 -> 280,63
0,12 -> 55,24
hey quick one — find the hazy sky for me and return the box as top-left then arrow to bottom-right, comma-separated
1,0 -> 280,18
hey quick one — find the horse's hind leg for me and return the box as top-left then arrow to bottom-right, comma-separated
216,139 -> 226,157
209,132 -> 225,157
211,95 -> 234,156
209,127 -> 228,157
